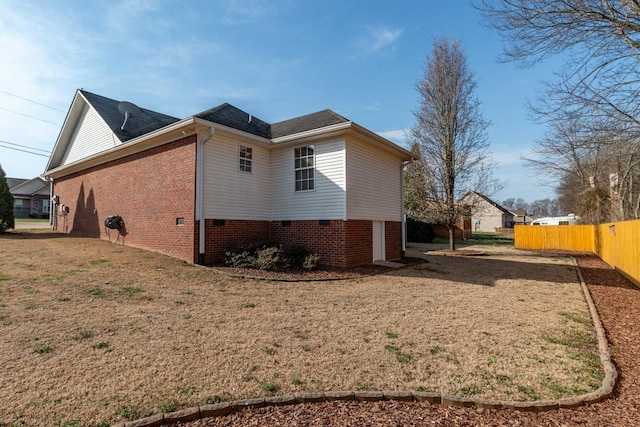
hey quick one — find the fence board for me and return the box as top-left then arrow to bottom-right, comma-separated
515,220 -> 640,288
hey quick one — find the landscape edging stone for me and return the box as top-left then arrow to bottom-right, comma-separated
121,257 -> 617,426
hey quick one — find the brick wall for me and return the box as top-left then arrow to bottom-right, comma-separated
385,221 -> 402,260
200,219 -> 270,264
204,219 -> 377,269
270,220 -> 350,268
52,135 -> 198,263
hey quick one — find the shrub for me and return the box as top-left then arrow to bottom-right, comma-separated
406,218 -> 435,243
256,246 -> 291,271
224,243 -> 319,271
284,245 -> 308,265
224,246 -> 257,268
302,253 -> 320,271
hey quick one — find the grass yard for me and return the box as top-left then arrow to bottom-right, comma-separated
0,231 -> 602,426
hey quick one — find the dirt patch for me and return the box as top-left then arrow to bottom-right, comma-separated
0,231 -> 601,426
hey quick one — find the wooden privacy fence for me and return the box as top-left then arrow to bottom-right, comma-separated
515,219 -> 640,288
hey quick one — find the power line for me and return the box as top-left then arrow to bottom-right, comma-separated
0,106 -> 62,126
0,89 -> 67,113
0,140 -> 51,153
0,141 -> 51,158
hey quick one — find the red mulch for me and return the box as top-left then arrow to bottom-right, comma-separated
182,255 -> 640,426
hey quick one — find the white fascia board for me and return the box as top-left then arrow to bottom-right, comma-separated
270,121 -> 352,145
44,117 -> 200,179
45,90 -> 87,174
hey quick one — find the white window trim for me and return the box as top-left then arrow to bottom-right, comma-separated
294,144 -> 315,192
239,145 -> 252,173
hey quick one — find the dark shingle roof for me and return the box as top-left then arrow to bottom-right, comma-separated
81,90 -> 180,142
271,109 -> 349,139
82,91 -> 350,141
6,178 -> 27,189
195,103 -> 271,139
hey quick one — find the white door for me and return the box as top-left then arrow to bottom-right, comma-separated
372,221 -> 385,261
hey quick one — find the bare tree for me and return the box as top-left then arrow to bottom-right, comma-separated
477,0 -> 640,127
478,0 -> 640,221
406,37 -> 497,250
525,112 -> 640,222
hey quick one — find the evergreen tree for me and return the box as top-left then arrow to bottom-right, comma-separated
0,165 -> 15,232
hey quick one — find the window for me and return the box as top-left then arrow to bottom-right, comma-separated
294,145 -> 315,191
239,145 -> 252,173
42,199 -> 50,214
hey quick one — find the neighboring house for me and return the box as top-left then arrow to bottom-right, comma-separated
511,209 -> 533,225
459,191 -> 514,233
7,177 -> 51,219
43,90 -> 412,268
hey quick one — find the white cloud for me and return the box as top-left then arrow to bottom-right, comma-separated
221,0 -> 287,25
376,129 -> 408,146
366,102 -> 381,111
351,26 -> 404,58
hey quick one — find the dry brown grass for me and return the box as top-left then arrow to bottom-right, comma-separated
0,231 -> 602,426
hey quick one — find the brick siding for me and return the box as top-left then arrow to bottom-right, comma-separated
52,135 -> 198,262
52,135 -> 402,269
384,221 -> 402,260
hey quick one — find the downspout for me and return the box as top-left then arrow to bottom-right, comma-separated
196,128 -> 215,265
401,160 -> 409,260
49,178 -> 56,230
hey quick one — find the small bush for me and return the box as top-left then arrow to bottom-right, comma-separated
406,218 -> 435,243
284,245 -> 308,265
224,247 -> 256,268
255,246 -> 289,271
224,243 -> 319,271
302,254 -> 319,271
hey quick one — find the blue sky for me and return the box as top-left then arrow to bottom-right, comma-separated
0,0 -> 559,203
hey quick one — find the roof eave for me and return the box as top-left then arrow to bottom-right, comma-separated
271,121 -> 352,145
44,117 -> 199,180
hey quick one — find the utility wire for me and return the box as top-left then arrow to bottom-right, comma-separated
0,141 -> 51,158
0,140 -> 51,153
0,89 -> 67,113
0,106 -> 62,126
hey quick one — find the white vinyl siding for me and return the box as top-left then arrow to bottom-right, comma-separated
346,138 -> 403,221
203,139 -> 269,220
270,139 -> 346,220
61,103 -> 120,166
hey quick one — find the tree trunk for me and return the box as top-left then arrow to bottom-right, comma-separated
448,226 -> 456,251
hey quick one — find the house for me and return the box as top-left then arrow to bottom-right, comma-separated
43,90 -> 412,268
459,191 -> 514,233
7,177 -> 51,219
511,209 -> 533,225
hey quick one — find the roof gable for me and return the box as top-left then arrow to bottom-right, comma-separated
8,177 -> 49,195
81,90 -> 179,142
46,90 -> 181,173
461,191 -> 512,215
271,109 -> 348,139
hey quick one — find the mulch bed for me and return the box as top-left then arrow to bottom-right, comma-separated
182,255 -> 640,426
211,258 -> 425,281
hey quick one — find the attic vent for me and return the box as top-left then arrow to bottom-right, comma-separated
117,101 -> 141,131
